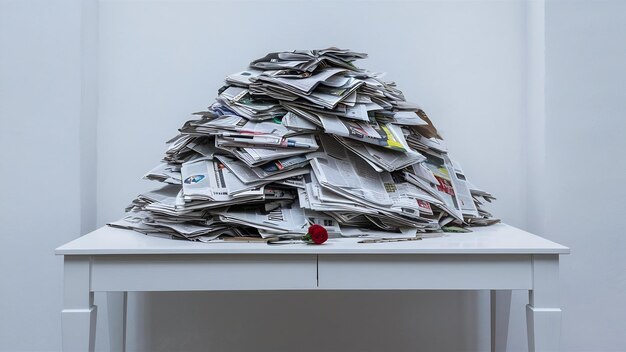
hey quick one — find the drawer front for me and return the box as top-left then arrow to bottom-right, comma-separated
91,254 -> 317,291
317,254 -> 532,290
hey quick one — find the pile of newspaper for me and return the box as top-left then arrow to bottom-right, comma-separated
110,48 -> 499,242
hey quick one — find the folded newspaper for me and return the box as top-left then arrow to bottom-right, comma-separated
109,48 -> 500,242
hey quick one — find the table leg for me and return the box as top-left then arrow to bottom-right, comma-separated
526,255 -> 562,352
107,292 -> 128,352
62,256 -> 97,352
491,290 -> 512,352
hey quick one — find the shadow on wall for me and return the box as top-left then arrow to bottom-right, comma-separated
126,290 -> 487,352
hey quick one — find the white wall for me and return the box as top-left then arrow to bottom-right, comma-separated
1,0 -> 625,351
0,1 -> 87,351
96,0 -> 528,229
95,1 -> 527,351
543,0 -> 626,350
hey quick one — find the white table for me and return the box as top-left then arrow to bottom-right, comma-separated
55,223 -> 569,352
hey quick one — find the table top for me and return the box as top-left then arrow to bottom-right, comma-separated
55,223 -> 569,255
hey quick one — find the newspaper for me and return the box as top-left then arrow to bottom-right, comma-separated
110,48 -> 499,241
334,125 -> 424,172
318,115 -> 407,151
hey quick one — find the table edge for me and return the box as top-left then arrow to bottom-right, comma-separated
55,248 -> 570,256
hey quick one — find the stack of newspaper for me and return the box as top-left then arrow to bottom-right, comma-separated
110,48 -> 499,242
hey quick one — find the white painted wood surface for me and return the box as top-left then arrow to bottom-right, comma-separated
56,224 -> 568,352
106,292 -> 127,352
61,257 -> 97,352
526,255 -> 562,351
491,290 -> 512,352
91,255 -> 317,291
55,223 -> 569,255
317,254 -> 533,290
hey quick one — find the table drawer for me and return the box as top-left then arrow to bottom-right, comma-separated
90,254 -> 317,291
317,254 -> 532,290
